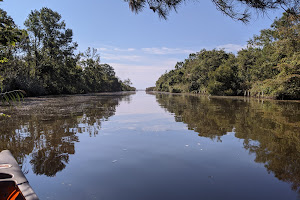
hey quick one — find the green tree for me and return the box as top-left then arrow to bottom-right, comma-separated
154,11 -> 299,99
208,55 -> 240,95
0,7 -> 135,97
0,8 -> 23,85
24,7 -> 80,95
121,78 -> 136,91
247,12 -> 300,99
0,9 -> 23,49
0,9 -> 27,104
79,47 -> 133,92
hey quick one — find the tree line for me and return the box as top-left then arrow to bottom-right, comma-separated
0,7 -> 135,97
154,12 -> 300,100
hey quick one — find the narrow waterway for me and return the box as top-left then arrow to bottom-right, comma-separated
0,91 -> 299,200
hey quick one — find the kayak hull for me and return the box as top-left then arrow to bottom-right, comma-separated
0,150 -> 39,200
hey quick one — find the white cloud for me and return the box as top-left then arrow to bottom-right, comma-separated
101,53 -> 143,62
141,47 -> 194,55
95,45 -> 190,88
97,47 -> 108,51
109,60 -> 177,89
96,44 -> 250,89
97,46 -> 136,52
97,45 -> 193,55
216,44 -> 246,53
113,48 -> 136,52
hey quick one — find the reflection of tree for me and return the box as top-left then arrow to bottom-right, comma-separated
30,149 -> 70,177
0,92 -> 134,176
235,101 -> 300,193
155,93 -> 236,140
153,92 -> 300,193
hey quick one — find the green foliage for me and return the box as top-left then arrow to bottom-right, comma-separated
145,86 -> 155,91
207,56 -> 240,95
0,113 -> 10,118
0,8 -> 135,98
155,12 -> 300,100
0,9 -> 23,46
251,75 -> 300,99
121,78 -> 136,91
0,90 -> 25,104
155,49 -> 239,95
0,8 -> 24,64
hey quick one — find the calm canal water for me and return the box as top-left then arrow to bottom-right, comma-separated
0,91 -> 299,200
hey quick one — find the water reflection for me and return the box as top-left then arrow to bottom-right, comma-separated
0,92 -> 135,177
151,92 -> 300,193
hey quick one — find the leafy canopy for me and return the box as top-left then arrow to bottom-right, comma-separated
154,12 -> 300,99
124,0 -> 300,22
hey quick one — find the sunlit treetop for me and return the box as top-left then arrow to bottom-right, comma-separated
124,0 -> 300,22
0,8 -> 23,47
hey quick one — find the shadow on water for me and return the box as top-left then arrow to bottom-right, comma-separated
0,92 -> 135,177
149,92 -> 300,194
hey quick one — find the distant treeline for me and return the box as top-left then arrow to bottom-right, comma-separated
145,86 -> 155,91
155,12 -> 299,100
0,8 -> 135,97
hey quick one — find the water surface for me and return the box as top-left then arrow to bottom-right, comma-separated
0,91 -> 299,200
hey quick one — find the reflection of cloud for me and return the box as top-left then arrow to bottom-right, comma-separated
142,47 -> 194,55
217,44 -> 246,53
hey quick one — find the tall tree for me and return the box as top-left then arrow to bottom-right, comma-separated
0,8 -> 25,103
24,7 -> 79,94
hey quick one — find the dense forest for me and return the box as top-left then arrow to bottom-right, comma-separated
155,12 -> 300,100
0,8 -> 135,97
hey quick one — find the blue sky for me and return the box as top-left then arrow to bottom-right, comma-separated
2,0 -> 283,89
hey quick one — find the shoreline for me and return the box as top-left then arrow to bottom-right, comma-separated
0,91 -> 137,109
146,91 -> 300,103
